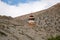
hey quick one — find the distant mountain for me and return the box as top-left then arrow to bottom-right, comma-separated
0,3 -> 60,40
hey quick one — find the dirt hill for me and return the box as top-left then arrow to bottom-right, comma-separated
0,3 -> 60,40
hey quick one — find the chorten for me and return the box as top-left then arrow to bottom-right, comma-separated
28,15 -> 35,27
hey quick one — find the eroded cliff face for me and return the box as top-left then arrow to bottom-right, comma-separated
0,3 -> 60,40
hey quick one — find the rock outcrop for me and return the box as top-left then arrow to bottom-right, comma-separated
0,3 -> 60,40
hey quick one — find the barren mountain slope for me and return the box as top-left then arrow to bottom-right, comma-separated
0,3 -> 60,40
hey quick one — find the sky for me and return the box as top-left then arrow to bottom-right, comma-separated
0,0 -> 60,17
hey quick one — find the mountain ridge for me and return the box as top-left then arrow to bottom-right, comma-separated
0,3 -> 60,40
15,3 -> 60,20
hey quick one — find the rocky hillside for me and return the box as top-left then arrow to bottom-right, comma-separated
0,3 -> 60,40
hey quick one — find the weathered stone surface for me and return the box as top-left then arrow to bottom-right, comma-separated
0,3 -> 60,40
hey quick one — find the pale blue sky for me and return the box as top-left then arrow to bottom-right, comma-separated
0,0 -> 60,17
1,0 -> 40,5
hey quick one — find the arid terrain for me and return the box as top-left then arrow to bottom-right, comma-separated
0,3 -> 60,40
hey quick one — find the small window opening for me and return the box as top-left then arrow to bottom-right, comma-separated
28,15 -> 35,20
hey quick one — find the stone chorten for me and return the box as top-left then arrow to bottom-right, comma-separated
28,15 -> 35,27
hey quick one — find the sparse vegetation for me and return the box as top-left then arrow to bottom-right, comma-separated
48,36 -> 60,40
